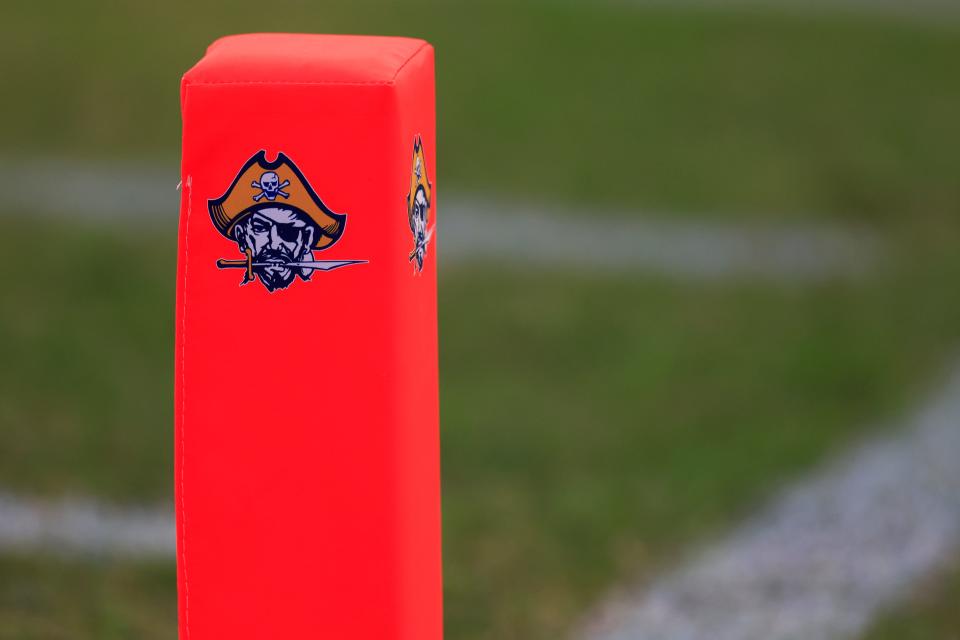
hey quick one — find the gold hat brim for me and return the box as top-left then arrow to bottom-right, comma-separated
209,151 -> 345,250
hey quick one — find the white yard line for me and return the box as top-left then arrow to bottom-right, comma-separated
1,159 -> 878,282
0,493 -> 174,558
443,199 -> 876,282
579,362 -> 960,640
2,157 -> 178,227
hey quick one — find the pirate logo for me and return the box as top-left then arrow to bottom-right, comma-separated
406,136 -> 433,273
209,151 -> 365,292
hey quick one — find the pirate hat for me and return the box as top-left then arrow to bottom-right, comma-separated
407,135 -> 432,226
209,151 -> 345,250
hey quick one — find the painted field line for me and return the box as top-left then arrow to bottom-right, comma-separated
1,158 -> 878,281
443,198 -> 876,281
579,361 -> 960,640
0,492 -> 174,558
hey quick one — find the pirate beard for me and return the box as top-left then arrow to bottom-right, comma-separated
253,247 -> 300,291
412,233 -> 426,270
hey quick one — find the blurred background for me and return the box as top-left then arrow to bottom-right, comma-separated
1,1 -> 959,638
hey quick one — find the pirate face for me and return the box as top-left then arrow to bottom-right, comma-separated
406,137 -> 432,273
410,187 -> 429,268
233,207 -> 316,291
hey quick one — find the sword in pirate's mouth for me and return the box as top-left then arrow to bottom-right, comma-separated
216,252 -> 366,280
408,226 -> 435,261
218,258 -> 366,269
408,245 -> 426,262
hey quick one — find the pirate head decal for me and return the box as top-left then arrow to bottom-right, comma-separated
407,136 -> 433,273
209,151 -> 365,292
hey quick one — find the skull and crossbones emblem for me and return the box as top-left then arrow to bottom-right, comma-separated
251,171 -> 290,202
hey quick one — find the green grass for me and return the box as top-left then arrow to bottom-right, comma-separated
0,223 -> 175,500
864,557 -> 960,640
2,215 -> 960,638
2,2 -> 959,637
0,556 -> 176,640
2,2 -> 958,221
439,240 -> 960,637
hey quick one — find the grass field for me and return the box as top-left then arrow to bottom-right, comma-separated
2,2 -> 959,222
864,557 -> 960,639
0,556 -> 176,640
2,1 -> 959,638
2,214 -> 959,638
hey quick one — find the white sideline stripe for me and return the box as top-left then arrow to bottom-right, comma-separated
0,493 -> 174,558
579,362 -> 960,640
4,157 -> 178,226
443,198 -> 876,281
1,158 -> 877,282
